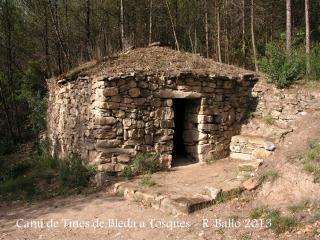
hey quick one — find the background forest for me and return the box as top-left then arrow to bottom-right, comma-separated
0,0 -> 319,155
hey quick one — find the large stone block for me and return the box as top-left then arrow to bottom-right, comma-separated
198,144 -> 212,154
93,130 -> 117,139
128,88 -> 141,98
198,124 -> 219,132
160,120 -> 174,128
95,116 -> 118,125
155,107 -> 174,120
128,129 -> 144,139
97,139 -> 122,148
103,87 -> 118,96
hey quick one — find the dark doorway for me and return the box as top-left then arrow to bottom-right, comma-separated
172,99 -> 186,157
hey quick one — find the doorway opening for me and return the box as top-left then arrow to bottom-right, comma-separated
172,98 -> 200,167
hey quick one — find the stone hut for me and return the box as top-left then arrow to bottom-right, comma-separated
46,46 -> 257,172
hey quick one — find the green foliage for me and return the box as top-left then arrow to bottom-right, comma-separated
123,165 -> 134,179
259,43 -> 306,88
0,132 -> 16,156
216,188 -> 242,203
266,210 -> 298,234
59,152 -> 96,190
259,169 -> 280,184
17,62 -> 47,137
139,177 -> 156,187
302,140 -> 320,180
288,199 -> 310,213
0,140 -> 97,201
310,44 -> 320,80
264,115 -> 275,125
250,207 -> 298,234
133,153 -> 161,175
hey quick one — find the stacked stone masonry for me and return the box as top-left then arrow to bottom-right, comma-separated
230,80 -> 319,162
47,70 -> 257,172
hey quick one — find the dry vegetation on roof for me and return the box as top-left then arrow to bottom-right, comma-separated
80,46 -> 253,79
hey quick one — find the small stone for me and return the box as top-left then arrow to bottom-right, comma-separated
243,177 -> 259,190
252,148 -> 272,159
205,187 -> 221,200
128,88 -> 141,98
263,142 -> 276,151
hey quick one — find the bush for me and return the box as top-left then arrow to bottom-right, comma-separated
259,43 -> 306,88
59,152 -> 96,189
123,165 -> 134,179
139,177 -> 156,187
133,153 -> 161,175
310,44 -> 320,80
302,140 -> 320,180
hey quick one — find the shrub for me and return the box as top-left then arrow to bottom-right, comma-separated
133,153 -> 161,175
302,140 -> 320,180
310,44 -> 320,80
59,152 -> 96,189
259,43 -> 305,88
139,178 -> 156,187
123,165 -> 134,179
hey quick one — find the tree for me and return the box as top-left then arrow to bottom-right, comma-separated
251,0 -> 258,71
286,0 -> 292,54
165,0 -> 179,51
242,0 -> 246,68
305,0 -> 310,74
204,0 -> 209,57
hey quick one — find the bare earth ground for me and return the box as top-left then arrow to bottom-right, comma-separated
1,99 -> 320,240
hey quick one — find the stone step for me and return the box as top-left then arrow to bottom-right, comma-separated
230,135 -> 276,161
114,181 -> 243,214
238,159 -> 264,171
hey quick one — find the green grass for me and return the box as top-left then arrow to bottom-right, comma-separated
288,199 -> 310,213
216,188 -> 242,203
250,207 -> 299,234
228,215 -> 239,221
302,140 -> 320,180
139,178 -> 156,187
258,169 -> 280,184
264,115 -> 276,125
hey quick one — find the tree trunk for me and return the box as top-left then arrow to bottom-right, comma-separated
242,0 -> 246,68
205,0 -> 209,57
286,0 -> 292,55
48,0 -> 72,70
4,0 -> 21,140
86,0 -> 91,59
251,0 -> 258,71
217,1 -> 222,62
0,81 -> 15,140
120,0 -> 125,51
149,0 -> 152,44
44,1 -> 51,77
305,0 -> 311,74
165,0 -> 179,51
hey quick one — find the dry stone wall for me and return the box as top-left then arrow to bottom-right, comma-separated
250,81 -> 317,129
230,80 -> 320,162
47,72 -> 257,172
